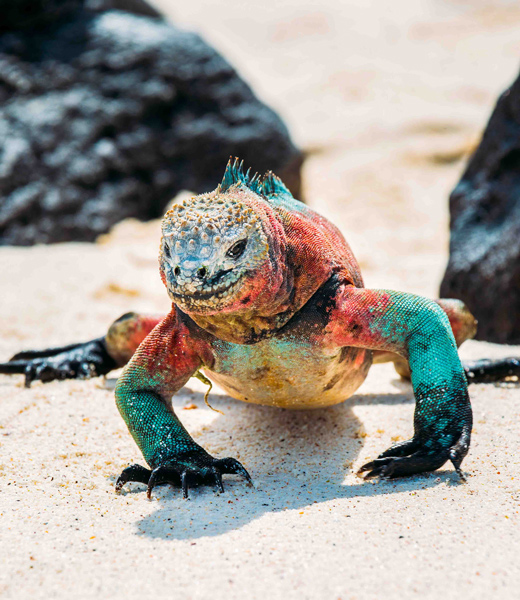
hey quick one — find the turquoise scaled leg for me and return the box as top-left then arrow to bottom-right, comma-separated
325,287 -> 472,479
113,310 -> 252,498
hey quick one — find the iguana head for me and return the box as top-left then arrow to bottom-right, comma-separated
159,159 -> 292,319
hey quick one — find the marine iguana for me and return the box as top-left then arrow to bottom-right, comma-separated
2,159 -> 519,498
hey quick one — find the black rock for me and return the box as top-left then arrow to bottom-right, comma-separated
0,0 -> 83,31
0,0 -> 302,245
440,73 -> 520,344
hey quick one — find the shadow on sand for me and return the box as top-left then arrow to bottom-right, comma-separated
113,385 -> 463,541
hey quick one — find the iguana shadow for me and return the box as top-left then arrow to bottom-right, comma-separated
127,385 -> 458,541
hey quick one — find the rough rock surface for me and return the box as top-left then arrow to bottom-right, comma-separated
440,73 -> 520,344
0,0 -> 301,245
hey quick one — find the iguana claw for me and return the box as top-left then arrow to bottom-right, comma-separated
115,456 -> 252,499
357,422 -> 471,481
357,454 -> 447,480
115,464 -> 152,493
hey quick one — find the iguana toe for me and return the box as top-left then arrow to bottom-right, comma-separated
214,457 -> 253,486
115,463 -> 152,493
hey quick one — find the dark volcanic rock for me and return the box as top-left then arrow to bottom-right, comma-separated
0,1 -> 302,245
440,74 -> 520,344
0,0 -> 82,31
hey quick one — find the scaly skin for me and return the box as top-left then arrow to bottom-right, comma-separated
2,159 -> 518,498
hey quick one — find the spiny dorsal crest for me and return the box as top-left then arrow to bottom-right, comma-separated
219,157 -> 292,199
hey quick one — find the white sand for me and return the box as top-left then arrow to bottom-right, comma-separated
1,1 -> 520,598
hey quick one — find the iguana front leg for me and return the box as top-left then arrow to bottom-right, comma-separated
326,286 -> 472,480
114,309 -> 251,499
0,312 -> 163,386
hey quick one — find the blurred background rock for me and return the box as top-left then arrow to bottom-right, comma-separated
0,0 -> 302,245
441,73 -> 520,344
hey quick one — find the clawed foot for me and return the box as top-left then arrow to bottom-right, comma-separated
116,454 -> 253,499
0,338 -> 117,387
357,425 -> 471,481
464,357 -> 520,384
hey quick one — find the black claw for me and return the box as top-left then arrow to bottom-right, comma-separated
357,459 -> 394,480
1,338 -> 117,386
364,467 -> 391,480
147,465 -> 183,500
358,442 -> 453,480
116,464 -> 152,493
147,467 -> 162,500
212,467 -> 225,494
24,365 -> 37,388
181,471 -> 189,499
452,464 -> 467,482
218,457 -> 253,486
356,460 -> 375,474
449,450 -> 468,482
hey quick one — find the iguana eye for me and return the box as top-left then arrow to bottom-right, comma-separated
227,239 -> 247,259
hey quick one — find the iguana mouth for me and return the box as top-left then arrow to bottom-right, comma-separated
169,277 -> 243,304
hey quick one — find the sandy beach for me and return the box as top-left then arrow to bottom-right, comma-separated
1,1 -> 520,598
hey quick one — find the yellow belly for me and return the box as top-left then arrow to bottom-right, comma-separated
205,337 -> 372,410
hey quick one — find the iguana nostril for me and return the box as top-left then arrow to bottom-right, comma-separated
197,267 -> 207,279
174,266 -> 180,277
